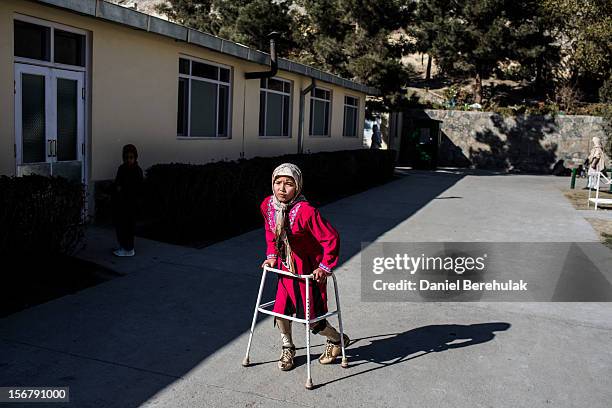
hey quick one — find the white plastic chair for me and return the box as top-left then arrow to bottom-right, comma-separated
242,265 -> 348,389
587,171 -> 612,210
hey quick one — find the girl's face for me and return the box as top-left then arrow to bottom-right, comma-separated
273,176 -> 297,203
124,153 -> 136,166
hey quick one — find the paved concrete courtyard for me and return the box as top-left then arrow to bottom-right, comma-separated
1,169 -> 611,407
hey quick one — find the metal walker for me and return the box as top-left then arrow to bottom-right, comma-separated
242,265 -> 348,389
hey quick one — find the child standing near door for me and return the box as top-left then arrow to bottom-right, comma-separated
112,144 -> 143,257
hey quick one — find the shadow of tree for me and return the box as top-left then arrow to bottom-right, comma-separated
470,114 -> 558,173
485,83 -> 544,106
439,130 -> 472,167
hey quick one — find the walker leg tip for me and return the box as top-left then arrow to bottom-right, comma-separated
341,358 -> 349,368
305,379 -> 314,390
242,357 -> 250,367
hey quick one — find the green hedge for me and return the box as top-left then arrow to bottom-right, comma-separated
0,175 -> 85,257
142,149 -> 396,245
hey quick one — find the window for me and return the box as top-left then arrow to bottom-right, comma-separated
177,57 -> 231,138
54,29 -> 85,67
259,78 -> 292,137
14,20 -> 85,67
309,87 -> 331,136
343,96 -> 359,137
14,20 -> 50,61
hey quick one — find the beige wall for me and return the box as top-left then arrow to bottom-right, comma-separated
0,2 -> 15,176
1,0 -> 366,181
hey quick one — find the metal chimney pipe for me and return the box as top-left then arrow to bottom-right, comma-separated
245,32 -> 279,79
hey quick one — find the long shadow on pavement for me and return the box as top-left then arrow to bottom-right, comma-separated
252,322 -> 512,389
314,322 -> 511,388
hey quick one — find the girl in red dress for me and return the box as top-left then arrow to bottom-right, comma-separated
261,163 -> 349,371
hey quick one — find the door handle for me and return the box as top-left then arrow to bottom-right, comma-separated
47,140 -> 53,157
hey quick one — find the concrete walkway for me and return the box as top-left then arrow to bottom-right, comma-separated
1,170 -> 611,408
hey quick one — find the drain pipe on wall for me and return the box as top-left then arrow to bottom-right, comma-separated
241,77 -> 247,158
298,78 -> 316,154
243,32 -> 279,158
242,32 -> 315,155
245,32 -> 279,80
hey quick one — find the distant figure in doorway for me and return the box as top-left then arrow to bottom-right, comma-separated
112,144 -> 143,257
370,124 -> 382,149
586,137 -> 607,190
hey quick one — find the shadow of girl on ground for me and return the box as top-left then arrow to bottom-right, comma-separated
313,322 -> 511,388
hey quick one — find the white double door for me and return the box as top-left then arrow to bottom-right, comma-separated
14,63 -> 85,183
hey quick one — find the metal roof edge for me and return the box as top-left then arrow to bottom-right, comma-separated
32,0 -> 380,95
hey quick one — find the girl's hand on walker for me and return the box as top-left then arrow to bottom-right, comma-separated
312,268 -> 328,283
261,258 -> 276,268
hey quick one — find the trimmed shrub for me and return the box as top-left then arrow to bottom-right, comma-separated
93,179 -> 115,224
142,149 -> 396,245
0,175 -> 86,257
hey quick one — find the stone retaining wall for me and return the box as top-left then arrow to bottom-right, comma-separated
417,109 -> 608,172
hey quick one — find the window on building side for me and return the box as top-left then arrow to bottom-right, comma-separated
343,96 -> 359,137
14,20 -> 50,61
259,78 -> 291,137
309,87 -> 331,136
14,20 -> 86,68
177,57 -> 231,138
54,29 -> 85,67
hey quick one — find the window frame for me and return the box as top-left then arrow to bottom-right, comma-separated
342,95 -> 360,138
259,77 -> 293,138
177,54 -> 233,139
13,14 -> 88,73
309,86 -> 332,138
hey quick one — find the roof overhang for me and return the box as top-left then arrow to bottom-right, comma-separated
30,0 -> 380,96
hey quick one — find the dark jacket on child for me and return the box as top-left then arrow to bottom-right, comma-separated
113,163 -> 143,210
112,163 -> 143,251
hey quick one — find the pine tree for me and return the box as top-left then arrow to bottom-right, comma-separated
293,0 -> 416,109
412,0 -> 562,103
506,0 -> 561,92
155,0 -> 217,34
156,0 -> 295,53
215,0 -> 295,52
542,0 -> 612,99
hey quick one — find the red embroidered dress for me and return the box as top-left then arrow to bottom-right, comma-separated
260,195 -> 340,320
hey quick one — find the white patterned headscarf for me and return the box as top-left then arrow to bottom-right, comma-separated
592,137 -> 602,149
271,163 -> 306,273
